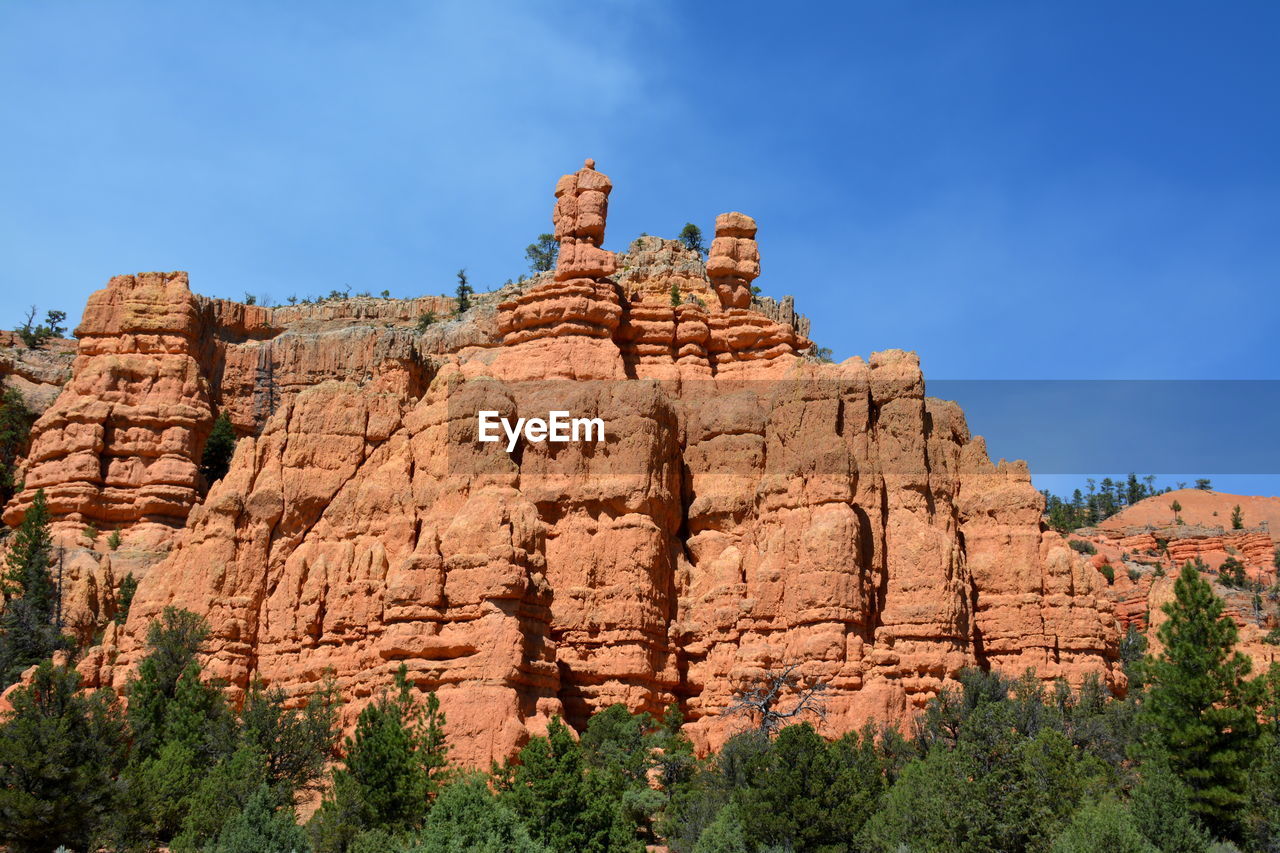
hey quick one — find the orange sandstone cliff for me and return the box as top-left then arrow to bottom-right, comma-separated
1070,489 -> 1280,675
3,160 -> 1121,765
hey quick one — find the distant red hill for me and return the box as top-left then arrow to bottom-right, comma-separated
1099,488 -> 1280,534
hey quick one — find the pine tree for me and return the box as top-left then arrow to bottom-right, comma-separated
0,662 -> 128,853
114,571 -> 138,625
503,717 -> 639,853
732,723 -> 879,851
670,282 -> 682,308
417,774 -> 548,853
1129,759 -> 1212,853
455,269 -> 473,314
239,677 -> 340,799
1232,504 -> 1244,530
200,412 -> 237,486
210,784 -> 308,853
678,223 -> 706,257
1141,562 -> 1259,839
0,381 -> 36,504
172,743 -> 271,848
309,665 -> 447,846
1126,473 -> 1145,507
16,307 -> 67,348
525,234 -> 559,274
116,608 -> 235,846
1050,800 -> 1156,853
0,489 -> 68,688
127,607 -> 215,759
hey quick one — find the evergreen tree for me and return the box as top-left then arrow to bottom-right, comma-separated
502,717 -> 639,853
670,281 -> 682,308
173,679 -> 336,849
16,307 -> 67,348
1119,624 -> 1149,686
1126,473 -> 1145,507
126,607 -> 217,759
0,489 -> 68,688
455,269 -> 473,314
690,805 -> 747,853
1096,478 -> 1119,519
1246,663 -> 1280,851
1050,800 -> 1156,853
116,608 -> 235,847
1232,504 -> 1244,530
201,411 -> 237,486
114,571 -> 138,625
1219,556 -> 1247,589
413,774 -> 548,853
1129,759 -> 1212,853
0,662 -> 128,853
241,677 -> 341,799
581,704 -> 652,785
1141,562 -> 1259,839
210,784 -> 309,853
652,703 -> 696,801
678,223 -> 706,257
0,381 -> 36,504
525,234 -> 559,274
1070,488 -> 1085,525
172,743 -> 271,850
733,722 -> 883,851
310,665 -> 447,848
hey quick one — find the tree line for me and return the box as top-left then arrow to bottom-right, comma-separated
1041,474 -> 1209,532
6,487 -> 1280,850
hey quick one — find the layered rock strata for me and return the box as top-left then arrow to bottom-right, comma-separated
6,161 -> 1121,766
0,332 -> 76,412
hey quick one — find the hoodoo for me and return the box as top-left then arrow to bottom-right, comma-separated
3,161 -> 1121,765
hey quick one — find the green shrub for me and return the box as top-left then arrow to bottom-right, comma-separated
525,234 -> 558,274
1068,539 -> 1097,555
410,774 -> 546,852
210,784 -> 308,853
16,307 -> 66,348
115,573 -> 138,625
1050,799 -> 1156,853
678,223 -> 706,258
201,413 -> 237,486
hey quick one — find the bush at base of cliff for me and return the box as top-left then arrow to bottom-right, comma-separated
0,663 -> 128,853
408,774 -> 547,853
210,784 -> 310,853
1050,800 -> 1156,853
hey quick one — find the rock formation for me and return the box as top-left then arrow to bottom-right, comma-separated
0,332 -> 76,412
1068,490 -> 1280,676
4,160 -> 1122,766
706,212 -> 760,310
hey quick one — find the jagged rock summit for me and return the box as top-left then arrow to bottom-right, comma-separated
4,160 -> 1121,765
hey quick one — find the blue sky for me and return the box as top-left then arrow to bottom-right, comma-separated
2,2 -> 1277,495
